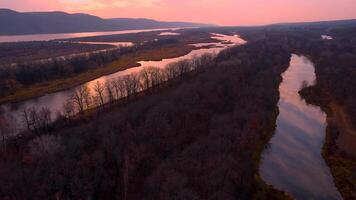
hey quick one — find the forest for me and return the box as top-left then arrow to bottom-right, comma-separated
0,36 -> 292,199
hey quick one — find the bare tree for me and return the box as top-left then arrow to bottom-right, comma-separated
70,85 -> 91,113
149,67 -> 164,89
112,77 -> 126,100
191,53 -> 215,71
105,80 -> 115,104
63,100 -> 75,119
93,81 -> 106,107
0,115 -> 13,153
24,107 -> 52,134
164,64 -> 179,80
38,107 -> 51,133
28,107 -> 40,133
176,59 -> 191,76
123,73 -> 140,98
140,67 -> 163,91
22,107 -> 32,132
140,67 -> 152,91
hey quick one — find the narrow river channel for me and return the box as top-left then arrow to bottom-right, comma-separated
259,54 -> 342,200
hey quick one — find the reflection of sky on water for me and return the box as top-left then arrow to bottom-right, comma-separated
260,54 -> 342,200
159,32 -> 181,36
75,41 -> 134,47
0,28 -> 183,43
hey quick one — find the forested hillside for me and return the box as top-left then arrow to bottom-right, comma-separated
0,9 -> 210,35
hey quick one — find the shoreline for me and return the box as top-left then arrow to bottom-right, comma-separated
0,44 -> 201,105
300,87 -> 356,200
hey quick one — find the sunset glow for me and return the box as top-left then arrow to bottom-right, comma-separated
1,0 -> 356,25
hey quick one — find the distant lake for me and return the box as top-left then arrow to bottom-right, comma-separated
0,28 -> 184,43
259,55 -> 342,200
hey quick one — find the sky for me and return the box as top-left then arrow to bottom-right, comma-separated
1,0 -> 356,25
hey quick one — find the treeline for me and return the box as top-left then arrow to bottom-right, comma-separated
0,41 -> 112,65
0,47 -> 130,96
0,38 -> 179,97
0,38 -> 292,199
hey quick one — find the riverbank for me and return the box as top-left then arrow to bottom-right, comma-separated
255,107 -> 294,200
300,87 -> 356,200
0,43 -> 199,104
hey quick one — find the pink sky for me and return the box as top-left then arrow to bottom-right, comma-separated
1,0 -> 356,25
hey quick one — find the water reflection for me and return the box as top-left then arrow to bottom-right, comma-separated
74,41 -> 134,47
321,35 -> 333,40
0,28 -> 184,43
159,32 -> 181,36
259,55 -> 342,200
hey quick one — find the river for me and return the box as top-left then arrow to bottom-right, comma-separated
0,28 -> 187,43
0,33 -> 246,132
259,54 -> 342,200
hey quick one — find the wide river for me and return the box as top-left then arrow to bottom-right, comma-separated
0,33 -> 246,131
0,28 -> 186,43
259,54 -> 342,200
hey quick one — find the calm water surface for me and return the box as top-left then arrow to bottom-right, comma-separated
0,33 -> 246,131
321,35 -> 333,40
0,28 -> 184,43
259,54 -> 342,200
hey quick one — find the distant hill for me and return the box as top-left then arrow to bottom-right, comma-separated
0,9 -> 213,35
269,19 -> 356,28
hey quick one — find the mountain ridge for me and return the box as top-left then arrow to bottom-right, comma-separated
269,18 -> 356,28
0,8 -> 213,35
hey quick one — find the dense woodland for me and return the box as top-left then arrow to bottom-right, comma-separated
0,37 -> 292,199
